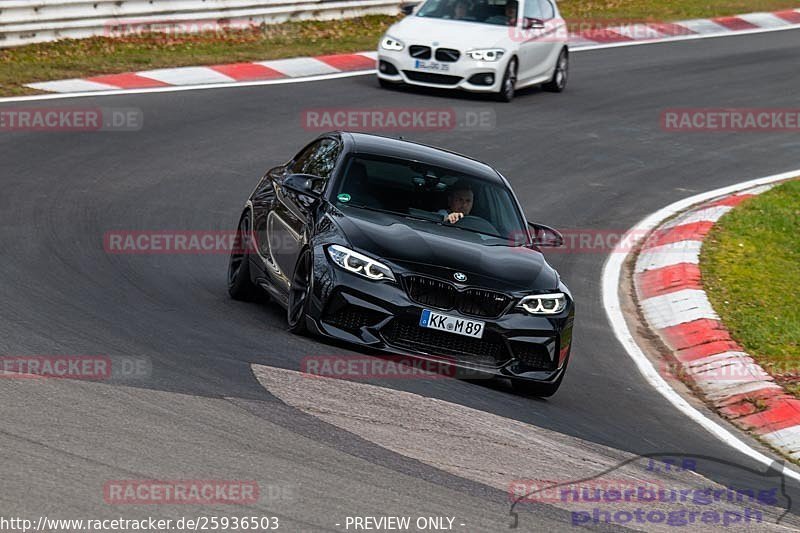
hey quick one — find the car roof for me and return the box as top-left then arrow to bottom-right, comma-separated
340,131 -> 504,184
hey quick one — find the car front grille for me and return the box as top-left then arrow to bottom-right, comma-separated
459,288 -> 512,318
409,45 -> 432,59
402,71 -> 463,85
382,318 -> 510,367
405,275 -> 512,318
435,48 -> 460,62
405,276 -> 457,310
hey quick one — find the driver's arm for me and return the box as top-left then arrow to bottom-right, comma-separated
444,212 -> 464,224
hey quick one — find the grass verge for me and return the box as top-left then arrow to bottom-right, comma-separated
0,15 -> 399,96
1,0 -> 799,97
701,180 -> 800,395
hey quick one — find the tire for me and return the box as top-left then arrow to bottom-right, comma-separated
511,354 -> 570,398
287,248 -> 313,334
495,58 -> 517,102
227,211 -> 259,301
543,48 -> 568,93
378,77 -> 394,89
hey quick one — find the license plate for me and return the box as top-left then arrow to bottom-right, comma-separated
419,309 -> 484,339
414,60 -> 450,72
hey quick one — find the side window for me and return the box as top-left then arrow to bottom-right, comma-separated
290,141 -> 321,174
538,0 -> 554,19
291,138 -> 340,175
290,138 -> 341,195
304,139 -> 341,181
523,0 -> 542,20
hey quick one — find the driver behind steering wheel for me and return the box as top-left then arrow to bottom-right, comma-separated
437,181 -> 474,224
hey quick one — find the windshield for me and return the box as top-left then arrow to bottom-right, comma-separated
333,154 -> 528,245
416,0 -> 519,26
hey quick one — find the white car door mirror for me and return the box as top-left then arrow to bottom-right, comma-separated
523,17 -> 545,30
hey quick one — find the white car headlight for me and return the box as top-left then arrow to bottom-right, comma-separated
518,293 -> 567,315
380,36 -> 405,51
328,245 -> 395,282
467,49 -> 505,62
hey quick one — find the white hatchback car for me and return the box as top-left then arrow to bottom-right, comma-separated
377,0 -> 568,101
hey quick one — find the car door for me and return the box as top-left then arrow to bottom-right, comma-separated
268,137 -> 341,290
537,0 -> 564,76
517,0 -> 559,81
251,164 -> 285,283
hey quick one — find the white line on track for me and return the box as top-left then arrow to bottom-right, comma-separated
571,23 -> 800,51
1,24 -> 798,104
601,168 -> 800,482
0,70 -> 375,103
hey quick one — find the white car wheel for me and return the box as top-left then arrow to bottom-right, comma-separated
496,58 -> 517,102
544,48 -> 568,93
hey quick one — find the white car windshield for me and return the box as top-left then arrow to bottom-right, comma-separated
415,0 -> 519,26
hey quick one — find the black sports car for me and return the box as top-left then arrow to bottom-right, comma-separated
228,132 -> 574,396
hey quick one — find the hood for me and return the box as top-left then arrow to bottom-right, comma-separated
329,208 -> 559,293
387,16 -> 511,51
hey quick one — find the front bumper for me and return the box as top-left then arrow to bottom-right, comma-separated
377,48 -> 509,93
307,253 -> 574,383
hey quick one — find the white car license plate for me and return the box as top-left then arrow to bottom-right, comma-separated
414,60 -> 450,72
419,309 -> 484,339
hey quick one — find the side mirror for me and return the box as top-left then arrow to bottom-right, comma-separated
400,3 -> 418,15
282,174 -> 323,198
528,222 -> 564,247
523,17 -> 545,29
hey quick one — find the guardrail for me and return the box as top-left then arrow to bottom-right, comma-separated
0,0 -> 402,47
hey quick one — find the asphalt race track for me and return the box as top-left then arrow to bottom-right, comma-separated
2,29 -> 800,531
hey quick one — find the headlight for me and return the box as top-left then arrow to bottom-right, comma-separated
467,49 -> 505,62
327,245 -> 396,282
380,36 -> 405,51
518,293 -> 567,315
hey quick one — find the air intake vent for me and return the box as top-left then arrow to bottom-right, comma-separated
435,48 -> 460,62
